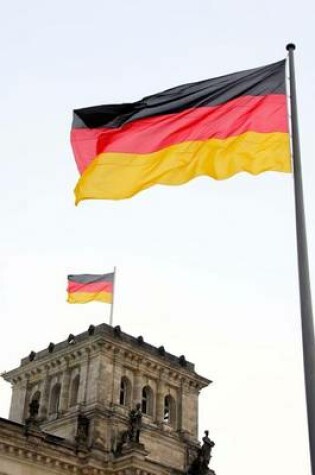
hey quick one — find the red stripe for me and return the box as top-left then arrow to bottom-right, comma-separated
67,281 -> 113,293
71,94 -> 288,174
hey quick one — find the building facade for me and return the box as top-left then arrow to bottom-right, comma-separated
0,323 -> 213,475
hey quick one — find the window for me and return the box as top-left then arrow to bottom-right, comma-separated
120,378 -> 127,405
49,383 -> 61,414
69,375 -> 80,407
119,377 -> 131,406
31,390 -> 41,403
141,386 -> 153,415
164,395 -> 176,427
27,390 -> 41,418
164,395 -> 170,422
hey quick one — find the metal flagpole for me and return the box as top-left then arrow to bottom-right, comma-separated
286,43 -> 315,475
109,267 -> 116,326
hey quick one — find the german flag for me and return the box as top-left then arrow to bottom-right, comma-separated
71,60 -> 291,203
67,273 -> 114,304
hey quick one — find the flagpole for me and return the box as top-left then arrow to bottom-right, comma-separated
109,267 -> 116,326
286,43 -> 315,475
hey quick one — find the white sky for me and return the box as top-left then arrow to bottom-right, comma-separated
0,1 -> 315,474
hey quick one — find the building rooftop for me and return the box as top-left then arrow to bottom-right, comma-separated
14,322 -> 199,374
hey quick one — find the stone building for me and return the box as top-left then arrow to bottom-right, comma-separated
0,323 -> 214,475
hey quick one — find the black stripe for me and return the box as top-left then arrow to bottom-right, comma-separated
68,273 -> 114,284
73,60 -> 286,129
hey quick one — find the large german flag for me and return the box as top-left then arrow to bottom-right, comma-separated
67,273 -> 114,304
71,60 -> 291,203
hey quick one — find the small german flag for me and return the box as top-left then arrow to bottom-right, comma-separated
67,273 -> 114,304
71,60 -> 291,203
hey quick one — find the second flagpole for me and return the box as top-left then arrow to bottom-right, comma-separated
109,267 -> 116,326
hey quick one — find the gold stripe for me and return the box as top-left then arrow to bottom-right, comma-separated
67,291 -> 112,304
75,131 -> 291,202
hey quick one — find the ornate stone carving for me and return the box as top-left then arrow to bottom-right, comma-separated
75,414 -> 90,447
114,403 -> 145,456
128,403 -> 142,443
187,430 -> 215,475
24,399 -> 41,432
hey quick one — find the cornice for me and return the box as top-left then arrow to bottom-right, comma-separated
2,327 -> 211,391
100,341 -> 210,389
0,438 -> 79,473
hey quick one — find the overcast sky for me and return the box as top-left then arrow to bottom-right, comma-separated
1,1 -> 315,474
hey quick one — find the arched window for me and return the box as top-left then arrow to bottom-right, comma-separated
141,386 -> 153,416
31,390 -> 41,403
120,378 -> 127,405
27,390 -> 41,418
69,375 -> 80,407
119,377 -> 131,406
49,383 -> 61,414
164,395 -> 176,427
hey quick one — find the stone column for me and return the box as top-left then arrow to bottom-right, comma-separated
112,352 -> 122,406
9,377 -> 28,423
23,382 -> 33,421
78,349 -> 90,405
98,352 -> 113,406
194,389 -> 199,436
60,364 -> 71,412
180,379 -> 198,437
39,367 -> 51,418
133,369 -> 142,407
177,379 -> 191,433
156,373 -> 165,424
86,354 -> 101,404
176,385 -> 183,431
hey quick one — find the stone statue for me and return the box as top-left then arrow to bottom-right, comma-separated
201,430 -> 215,466
75,414 -> 90,446
24,399 -> 40,433
188,430 -> 215,475
128,403 -> 142,443
114,429 -> 128,455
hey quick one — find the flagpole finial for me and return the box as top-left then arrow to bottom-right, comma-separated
286,43 -> 296,51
